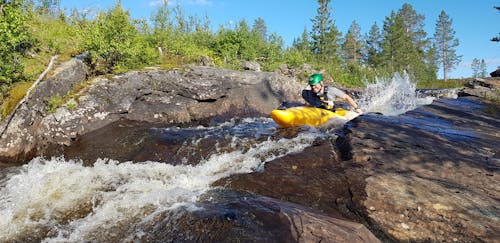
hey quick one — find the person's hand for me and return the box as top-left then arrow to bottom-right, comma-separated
354,108 -> 363,114
322,100 -> 334,108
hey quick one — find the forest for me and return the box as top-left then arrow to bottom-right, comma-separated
1,0 -> 469,118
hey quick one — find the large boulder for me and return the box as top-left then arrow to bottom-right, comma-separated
0,60 -> 303,164
336,97 -> 499,241
0,58 -> 89,163
216,96 -> 499,242
242,61 -> 261,72
490,68 -> 500,77
460,77 -> 500,100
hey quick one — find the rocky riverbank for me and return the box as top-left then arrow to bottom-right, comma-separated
0,58 -> 303,164
0,58 -> 498,241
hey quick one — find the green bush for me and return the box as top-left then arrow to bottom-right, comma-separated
81,2 -> 158,74
29,14 -> 81,59
0,1 -> 31,87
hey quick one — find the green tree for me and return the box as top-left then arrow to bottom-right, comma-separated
480,59 -> 487,77
151,0 -> 172,32
82,2 -> 157,73
471,58 -> 487,78
310,0 -> 341,63
0,0 -> 32,90
214,20 -> 260,65
286,27 -> 310,67
364,22 -> 382,67
235,19 -> 260,61
380,11 -> 407,72
292,27 -> 310,57
471,58 -> 480,78
398,3 -> 433,82
295,27 -> 309,50
379,4 -> 435,83
37,0 -> 60,16
260,32 -> 284,70
173,4 -> 187,32
252,17 -> 267,41
434,10 -> 461,81
341,20 -> 363,63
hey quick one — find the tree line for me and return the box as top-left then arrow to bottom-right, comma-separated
1,0 -> 464,104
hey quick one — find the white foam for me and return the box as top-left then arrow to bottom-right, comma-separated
0,131 -> 320,242
358,72 -> 435,116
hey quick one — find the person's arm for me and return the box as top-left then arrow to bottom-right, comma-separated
302,90 -> 315,107
343,94 -> 363,114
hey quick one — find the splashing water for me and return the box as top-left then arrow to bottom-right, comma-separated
357,72 -> 435,116
0,123 -> 324,242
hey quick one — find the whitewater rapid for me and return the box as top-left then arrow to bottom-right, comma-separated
0,72 -> 443,241
0,119 -> 326,242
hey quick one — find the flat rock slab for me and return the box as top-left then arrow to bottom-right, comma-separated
218,96 -> 499,242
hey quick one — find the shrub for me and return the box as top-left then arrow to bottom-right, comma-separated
81,2 -> 158,74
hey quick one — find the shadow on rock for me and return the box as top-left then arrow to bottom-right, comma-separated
130,189 -> 380,242
334,97 -> 499,242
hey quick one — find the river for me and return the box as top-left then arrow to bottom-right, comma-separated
0,73 -> 458,242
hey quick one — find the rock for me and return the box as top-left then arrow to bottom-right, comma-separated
242,61 -> 261,72
0,58 -> 89,162
215,141 -> 394,241
336,97 -> 499,242
0,60 -> 304,164
200,55 -> 215,67
490,68 -> 500,77
132,190 -> 380,242
459,78 -> 500,100
214,96 -> 499,242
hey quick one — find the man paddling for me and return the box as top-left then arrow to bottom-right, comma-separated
302,73 -> 363,114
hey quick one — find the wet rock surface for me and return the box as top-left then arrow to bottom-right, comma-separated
217,96 -> 499,242
65,95 -> 494,242
0,60 -> 303,164
132,190 -> 379,242
1,58 -> 499,241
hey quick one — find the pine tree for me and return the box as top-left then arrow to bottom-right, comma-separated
310,0 -> 341,63
480,59 -> 487,77
292,27 -> 309,54
471,58 -> 480,78
398,3 -> 432,82
365,22 -> 382,67
342,20 -> 363,63
434,10 -> 461,81
381,11 -> 407,72
252,17 -> 267,41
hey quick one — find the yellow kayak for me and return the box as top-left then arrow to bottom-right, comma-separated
271,106 -> 348,127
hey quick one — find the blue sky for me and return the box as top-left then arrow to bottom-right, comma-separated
60,0 -> 500,79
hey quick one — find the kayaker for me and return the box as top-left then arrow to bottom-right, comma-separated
302,73 -> 363,114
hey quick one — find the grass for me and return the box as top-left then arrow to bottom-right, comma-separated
1,82 -> 33,119
159,55 -> 188,70
45,94 -> 64,114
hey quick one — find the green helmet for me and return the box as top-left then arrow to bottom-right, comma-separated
308,74 -> 323,85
